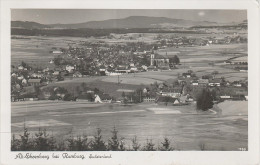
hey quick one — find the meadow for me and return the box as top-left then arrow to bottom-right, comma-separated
11,100 -> 248,151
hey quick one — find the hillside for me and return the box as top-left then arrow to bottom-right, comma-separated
12,16 -> 220,29
11,21 -> 51,29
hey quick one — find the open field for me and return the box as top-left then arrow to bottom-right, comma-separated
11,35 -> 90,67
217,101 -> 248,116
41,65 -> 247,95
41,78 -> 144,98
158,43 -> 247,64
11,100 -> 247,150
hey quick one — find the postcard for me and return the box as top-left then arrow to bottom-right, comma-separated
0,0 -> 259,165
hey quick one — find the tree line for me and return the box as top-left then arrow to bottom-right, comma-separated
11,126 -> 176,151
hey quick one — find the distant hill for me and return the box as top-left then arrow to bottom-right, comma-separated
12,16 -> 221,29
48,16 -> 220,29
11,21 -> 51,29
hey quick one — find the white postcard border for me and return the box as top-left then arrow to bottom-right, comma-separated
1,0 -> 259,165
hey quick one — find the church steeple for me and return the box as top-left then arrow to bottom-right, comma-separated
150,54 -> 155,66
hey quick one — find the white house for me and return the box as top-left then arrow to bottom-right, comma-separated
94,95 -> 102,103
141,65 -> 148,71
53,71 -> 60,76
11,73 -> 17,77
66,65 -> 75,72
220,95 -> 231,99
52,50 -> 63,54
18,66 -> 24,70
22,78 -> 27,84
43,67 -> 49,72
191,80 -> 199,86
130,67 -> 138,72
173,98 -> 180,105
73,71 -> 82,78
233,83 -> 242,87
17,75 -> 24,80
208,79 -> 222,87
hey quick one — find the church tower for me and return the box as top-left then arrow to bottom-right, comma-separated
150,54 -> 155,66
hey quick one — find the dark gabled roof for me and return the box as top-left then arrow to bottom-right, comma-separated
161,87 -> 182,93
182,73 -> 191,76
209,78 -> 222,83
117,67 -> 129,70
156,96 -> 179,103
147,65 -> 156,69
99,93 -> 112,100
198,79 -> 209,83
153,53 -> 168,59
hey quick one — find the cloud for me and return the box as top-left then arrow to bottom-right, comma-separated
198,11 -> 205,16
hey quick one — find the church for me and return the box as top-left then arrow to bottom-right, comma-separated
150,53 -> 170,69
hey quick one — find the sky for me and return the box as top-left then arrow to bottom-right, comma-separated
11,9 -> 247,24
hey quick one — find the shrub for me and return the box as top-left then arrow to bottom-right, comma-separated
160,137 -> 174,151
119,137 -> 126,151
48,95 -> 59,100
19,127 -> 34,151
90,128 -> 107,151
142,139 -> 155,151
34,128 -> 56,151
11,134 -> 20,151
199,142 -> 206,151
108,126 -> 120,151
131,136 -> 141,151
67,135 -> 90,151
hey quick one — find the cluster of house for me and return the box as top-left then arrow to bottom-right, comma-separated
146,70 -> 248,105
156,34 -> 247,48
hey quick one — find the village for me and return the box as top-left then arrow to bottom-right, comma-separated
10,34 -> 248,106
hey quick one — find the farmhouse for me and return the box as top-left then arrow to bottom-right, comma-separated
28,79 -> 41,86
73,71 -> 82,78
160,87 -> 182,98
18,65 -> 24,70
115,65 -> 130,73
143,97 -> 156,102
182,73 -> 191,78
22,79 -> 27,84
156,96 -> 181,105
52,50 -> 63,54
208,78 -> 222,87
198,79 -> 209,86
94,94 -> 112,103
191,80 -> 199,86
65,65 -> 75,73
53,71 -> 60,76
220,95 -> 232,101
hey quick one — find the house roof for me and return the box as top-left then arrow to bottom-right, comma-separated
153,53 -> 168,59
117,89 -> 135,93
209,78 -> 222,83
198,79 -> 209,83
161,87 -> 182,93
156,96 -> 179,103
99,93 -> 111,100
28,79 -> 41,83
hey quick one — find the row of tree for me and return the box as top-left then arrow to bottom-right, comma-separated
11,127 -> 175,151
